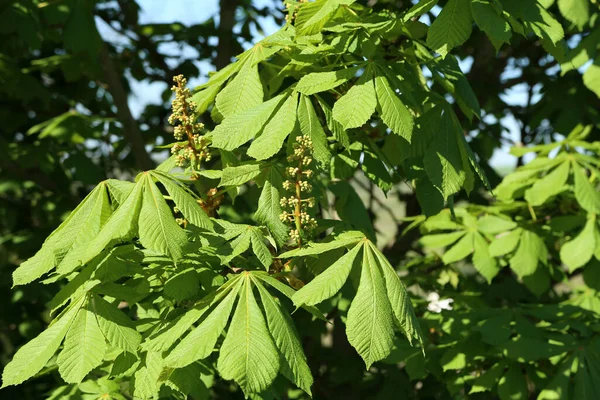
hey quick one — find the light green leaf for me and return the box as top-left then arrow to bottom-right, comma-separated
212,94 -> 285,151
573,162 -> 600,214
371,243 -> 423,347
332,73 -> 377,129
13,182 -> 112,285
250,229 -> 273,270
164,269 -> 199,302
292,242 -> 363,307
255,168 -> 288,247
215,60 -> 263,118
426,0 -> 473,57
560,215 -> 597,272
279,231 -> 365,258
403,0 -> 439,22
191,84 -> 221,115
298,94 -> 331,166
374,73 -> 414,142
346,244 -> 395,368
442,232 -> 474,264
254,279 -> 313,395
477,215 -> 518,234
151,171 -> 212,230
92,294 -> 141,353
296,67 -> 359,95
248,93 -> 298,160
419,231 -> 466,248
220,163 -> 264,187
133,352 -> 164,400
524,161 -> 570,206
471,0 -> 511,51
165,280 -> 241,368
217,276 -> 280,394
473,232 -> 500,283
57,302 -> 106,383
509,230 -> 546,278
295,0 -> 353,36
583,61 -> 600,98
558,0 -> 589,30
489,228 -> 522,257
138,174 -> 187,261
82,179 -> 144,265
1,295 -> 84,387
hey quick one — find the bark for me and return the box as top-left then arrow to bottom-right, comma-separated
216,0 -> 239,70
99,44 -> 154,171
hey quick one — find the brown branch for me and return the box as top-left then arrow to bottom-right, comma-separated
99,44 -> 154,171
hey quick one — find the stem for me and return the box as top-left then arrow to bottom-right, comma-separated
174,79 -> 202,176
294,160 -> 303,246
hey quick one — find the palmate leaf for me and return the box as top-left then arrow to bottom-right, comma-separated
212,94 -> 285,151
255,166 -> 289,247
426,0 -> 473,57
471,0 -> 511,51
573,161 -> 600,214
219,162 -> 265,187
374,71 -> 414,142
248,92 -> 298,160
13,181 -> 113,286
217,274 -> 280,395
133,351 -> 164,400
298,94 -> 332,166
524,160 -> 570,206
296,67 -> 359,95
332,69 -> 377,129
91,294 -> 141,353
288,233 -> 423,367
254,277 -> 313,395
509,230 -> 547,279
57,300 -> 106,383
215,58 -> 263,119
1,295 -> 85,387
560,214 -> 598,273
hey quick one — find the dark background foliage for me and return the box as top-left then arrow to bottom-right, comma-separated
1,0 -> 599,398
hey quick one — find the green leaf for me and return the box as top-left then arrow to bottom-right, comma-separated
469,362 -> 506,394
295,0 -> 353,36
254,278 -> 313,395
403,0 -> 439,22
215,60 -> 263,118
133,352 -> 164,400
498,364 -> 528,400
250,229 -> 274,270
1,296 -> 84,387
217,276 -> 280,394
220,163 -> 264,187
477,215 -> 518,234
419,231 -> 466,248
473,232 -> 501,283
13,182 -> 112,285
165,279 -> 241,368
164,268 -> 199,302
292,241 -> 363,306
255,167 -> 288,247
82,179 -> 144,266
191,84 -> 221,115
558,0 -> 589,31
560,215 -> 597,272
279,231 -> 365,258
423,109 -> 466,199
346,244 -> 395,368
332,72 -> 377,129
583,61 -> 600,98
426,0 -> 473,57
296,67 -> 359,95
57,301 -> 106,383
573,162 -> 600,214
371,243 -> 423,347
248,93 -> 298,160
374,73 -> 414,142
471,0 -> 512,51
524,161 -> 570,206
151,171 -> 212,230
298,94 -> 331,166
509,230 -> 546,278
138,174 -> 187,261
489,228 -> 522,257
212,94 -> 285,150
92,294 -> 141,353
442,232 -> 474,264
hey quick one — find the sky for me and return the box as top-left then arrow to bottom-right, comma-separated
97,0 -> 526,170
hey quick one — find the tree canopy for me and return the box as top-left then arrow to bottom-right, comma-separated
1,0 -> 600,399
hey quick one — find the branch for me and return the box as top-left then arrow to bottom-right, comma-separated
99,43 -> 154,171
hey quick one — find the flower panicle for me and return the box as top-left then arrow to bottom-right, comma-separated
279,134 -> 317,245
168,75 -> 211,168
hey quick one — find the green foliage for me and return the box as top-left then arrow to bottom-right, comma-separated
4,0 -> 600,399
